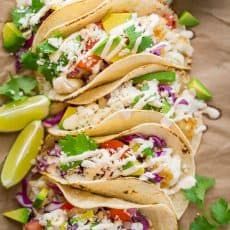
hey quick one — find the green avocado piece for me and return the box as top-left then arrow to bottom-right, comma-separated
3,22 -> 25,52
188,78 -> 212,101
179,11 -> 200,27
3,208 -> 31,224
33,188 -> 48,208
92,36 -> 122,57
133,71 -> 176,84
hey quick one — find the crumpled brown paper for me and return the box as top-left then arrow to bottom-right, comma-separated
0,0 -> 229,229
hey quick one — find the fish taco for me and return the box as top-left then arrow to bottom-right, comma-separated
20,0 -> 193,101
46,64 -> 219,152
3,177 -> 178,230
38,123 -> 195,218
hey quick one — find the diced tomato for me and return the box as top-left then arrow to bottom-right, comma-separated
24,220 -> 43,230
109,209 -> 131,222
77,55 -> 101,72
61,202 -> 74,211
164,14 -> 176,29
100,140 -> 125,149
85,38 -> 98,51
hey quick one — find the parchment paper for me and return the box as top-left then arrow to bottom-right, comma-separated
0,0 -> 229,229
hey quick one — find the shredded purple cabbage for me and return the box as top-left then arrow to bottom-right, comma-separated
128,209 -> 150,230
48,144 -> 61,157
120,134 -> 166,149
150,44 -> 166,56
36,156 -> 49,172
68,224 -> 78,230
178,99 -> 189,105
43,110 -> 65,128
145,173 -> 163,184
149,135 -> 166,148
159,85 -> 177,103
24,35 -> 34,49
45,201 -> 63,212
16,179 -> 32,208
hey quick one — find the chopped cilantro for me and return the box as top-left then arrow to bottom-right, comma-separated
142,147 -> 155,157
21,51 -> 39,70
131,95 -> 142,106
190,216 -> 216,230
58,53 -> 68,66
0,75 -> 37,101
11,8 -> 31,28
59,134 -> 98,156
143,103 -> 158,111
138,36 -> 153,53
125,25 -> 141,50
38,60 -> 58,82
141,83 -> 149,91
76,35 -> 83,42
183,175 -> 215,208
122,161 -> 135,170
211,198 -> 230,225
60,161 -> 82,172
36,40 -> 58,56
31,0 -> 44,12
160,99 -> 171,114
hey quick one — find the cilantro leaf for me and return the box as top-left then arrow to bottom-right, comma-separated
183,175 -> 215,208
122,161 -> 134,170
60,161 -> 82,172
59,134 -> 98,156
131,95 -> 142,106
211,198 -> 230,225
190,216 -> 216,230
38,60 -> 59,82
125,25 -> 141,50
138,36 -> 153,53
142,147 -> 155,157
21,51 -> 39,70
31,0 -> 44,12
0,75 -> 37,101
160,99 -> 171,114
11,7 -> 31,28
36,40 -> 58,56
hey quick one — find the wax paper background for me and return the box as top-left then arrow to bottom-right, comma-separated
0,0 -> 229,229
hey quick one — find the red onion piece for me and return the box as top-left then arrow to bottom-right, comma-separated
43,110 -> 65,128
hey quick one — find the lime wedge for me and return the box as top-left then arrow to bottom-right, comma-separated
3,22 -> 25,52
188,78 -> 212,101
0,95 -> 50,132
1,120 -> 44,188
3,208 -> 31,224
179,11 -> 200,27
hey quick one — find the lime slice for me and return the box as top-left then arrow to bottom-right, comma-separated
0,95 -> 50,132
3,208 -> 31,224
179,11 -> 200,27
3,22 -> 25,52
1,120 -> 44,188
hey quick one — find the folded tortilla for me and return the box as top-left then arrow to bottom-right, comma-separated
47,63 -> 214,153
29,0 -> 193,101
40,123 -> 195,218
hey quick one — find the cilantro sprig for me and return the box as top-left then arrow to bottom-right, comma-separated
0,75 -> 37,101
59,134 -> 98,156
183,175 -> 230,229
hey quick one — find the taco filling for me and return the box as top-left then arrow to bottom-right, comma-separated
36,133 -> 195,195
58,71 -> 218,141
21,12 -> 193,94
9,177 -> 152,230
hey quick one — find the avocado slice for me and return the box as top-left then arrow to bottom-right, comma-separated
3,22 -> 25,52
92,36 -> 122,59
131,167 -> 145,176
59,106 -> 76,128
179,11 -> 200,27
133,71 -> 176,84
3,208 -> 31,224
102,13 -> 132,32
188,78 -> 212,101
33,188 -> 48,208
